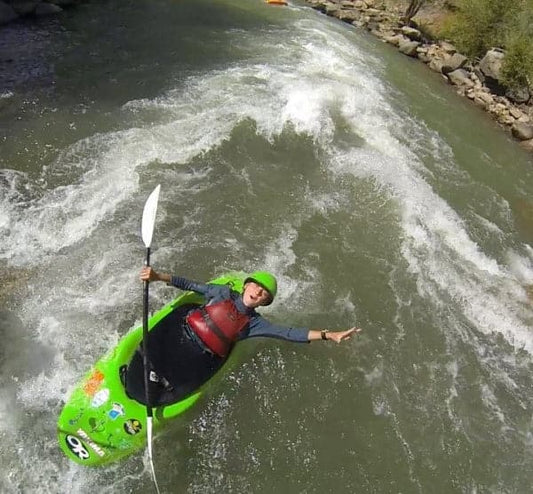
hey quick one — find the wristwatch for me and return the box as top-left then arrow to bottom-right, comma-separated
321,330 -> 329,341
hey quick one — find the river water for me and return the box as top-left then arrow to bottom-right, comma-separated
1,0 -> 532,492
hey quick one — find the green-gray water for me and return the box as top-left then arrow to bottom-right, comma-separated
1,0 -> 532,492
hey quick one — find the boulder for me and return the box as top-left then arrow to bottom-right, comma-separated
519,139 -> 533,152
366,8 -> 384,17
366,20 -> 380,32
441,53 -> 468,74
0,1 -> 18,24
505,87 -> 530,105
398,39 -> 420,57
336,9 -> 360,22
312,1 -> 336,14
512,122 -> 533,141
479,49 -> 504,79
384,34 -> 404,46
498,112 -> 515,126
324,3 -> 341,15
479,49 -> 506,95
473,97 -> 488,108
429,57 -> 445,73
447,69 -> 474,88
475,90 -> 495,105
417,52 -> 431,63
509,107 -> 525,120
401,26 -> 422,41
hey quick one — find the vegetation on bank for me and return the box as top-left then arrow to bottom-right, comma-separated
406,0 -> 533,91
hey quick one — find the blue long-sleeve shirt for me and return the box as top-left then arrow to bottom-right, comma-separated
170,275 -> 310,343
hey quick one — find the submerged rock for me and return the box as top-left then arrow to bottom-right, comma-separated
398,39 -> 420,57
512,122 -> 533,141
520,138 -> 533,152
441,52 -> 468,74
447,69 -> 474,88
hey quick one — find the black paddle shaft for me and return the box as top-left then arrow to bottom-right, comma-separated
142,247 -> 153,416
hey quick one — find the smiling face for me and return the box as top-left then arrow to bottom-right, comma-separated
242,281 -> 272,308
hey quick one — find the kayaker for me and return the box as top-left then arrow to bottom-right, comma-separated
127,267 -> 361,405
140,266 -> 360,354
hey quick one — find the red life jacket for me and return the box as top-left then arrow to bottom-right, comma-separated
186,299 -> 250,357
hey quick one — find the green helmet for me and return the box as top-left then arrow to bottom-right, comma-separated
244,271 -> 278,305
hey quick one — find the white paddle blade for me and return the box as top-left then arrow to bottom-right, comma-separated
146,417 -> 161,494
141,184 -> 161,248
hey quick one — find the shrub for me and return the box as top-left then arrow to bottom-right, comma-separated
445,0 -> 533,90
446,0 -> 523,58
501,35 -> 533,91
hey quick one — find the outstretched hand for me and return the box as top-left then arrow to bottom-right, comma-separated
328,327 -> 362,343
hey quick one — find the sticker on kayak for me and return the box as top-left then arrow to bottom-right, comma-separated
83,369 -> 105,397
68,408 -> 85,426
108,402 -> 125,420
76,428 -> 105,457
124,419 -> 142,435
88,416 -> 106,433
65,434 -> 90,461
91,388 -> 110,408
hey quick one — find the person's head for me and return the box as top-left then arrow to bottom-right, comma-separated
242,271 -> 277,308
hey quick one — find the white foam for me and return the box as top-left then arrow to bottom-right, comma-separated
274,30 -> 533,353
480,384 -> 508,426
507,249 -> 533,286
471,212 -> 505,236
2,16 -> 374,271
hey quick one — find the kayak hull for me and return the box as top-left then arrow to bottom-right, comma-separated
57,273 -> 245,466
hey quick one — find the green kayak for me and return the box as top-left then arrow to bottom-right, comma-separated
57,273 -> 245,466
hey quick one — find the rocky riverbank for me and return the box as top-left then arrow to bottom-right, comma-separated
2,0 -> 533,155
304,0 -> 533,154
